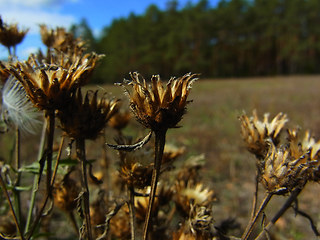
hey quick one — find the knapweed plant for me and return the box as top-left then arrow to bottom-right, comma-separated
0,18 -> 319,240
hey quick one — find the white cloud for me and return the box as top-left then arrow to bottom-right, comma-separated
1,9 -> 76,34
0,0 -> 78,8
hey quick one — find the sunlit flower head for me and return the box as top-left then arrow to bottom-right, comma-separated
3,53 -> 102,111
239,110 -> 288,159
123,72 -> 197,132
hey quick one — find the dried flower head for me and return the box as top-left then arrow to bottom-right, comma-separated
1,76 -> 42,134
4,53 -> 102,111
53,175 -> 80,211
40,25 -> 85,52
287,129 -> 320,182
115,136 -> 154,188
261,140 -> 311,194
175,181 -> 215,216
123,72 -> 197,132
0,17 -> 28,49
173,205 -> 214,240
57,89 -> 119,140
239,110 -> 288,159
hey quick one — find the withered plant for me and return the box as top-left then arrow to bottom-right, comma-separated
0,20 -> 320,240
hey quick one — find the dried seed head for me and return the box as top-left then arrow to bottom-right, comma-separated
173,205 -> 214,240
123,72 -> 197,132
239,110 -> 288,159
115,136 -> 154,188
4,53 -> 103,111
261,140 -> 311,194
0,18 -> 28,48
40,25 -> 85,52
57,89 -> 119,140
175,181 -> 215,216
53,175 -> 80,211
287,129 -> 320,182
163,143 -> 186,165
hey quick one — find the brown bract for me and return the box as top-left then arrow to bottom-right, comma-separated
261,137 -> 320,194
57,89 -> 119,140
3,53 -> 102,111
124,72 -> 197,132
239,110 -> 288,159
0,21 -> 28,48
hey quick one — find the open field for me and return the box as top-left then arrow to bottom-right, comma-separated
1,75 -> 320,239
88,75 -> 320,239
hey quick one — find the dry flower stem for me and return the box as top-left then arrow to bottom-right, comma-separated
25,122 -> 47,234
13,127 -> 22,228
128,185 -> 137,240
0,172 -> 25,240
242,193 -> 273,240
26,134 -> 64,239
76,138 -> 93,240
45,110 -> 55,197
143,130 -> 166,240
254,188 -> 302,240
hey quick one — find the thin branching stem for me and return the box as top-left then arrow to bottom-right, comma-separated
143,130 -> 166,240
242,192 -> 273,240
26,131 -> 64,239
76,138 -> 93,240
24,122 -> 47,234
254,188 -> 302,240
13,127 -> 22,228
45,110 -> 55,197
0,172 -> 25,240
51,136 -> 65,184
128,185 -> 136,240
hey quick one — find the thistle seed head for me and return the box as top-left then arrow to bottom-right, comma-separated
40,24 -> 85,52
261,140 -> 311,194
0,18 -> 28,49
175,181 -> 215,216
57,89 -> 119,140
4,52 -> 102,111
123,72 -> 197,132
239,110 -> 288,159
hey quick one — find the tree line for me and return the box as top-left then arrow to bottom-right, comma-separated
71,0 -> 320,83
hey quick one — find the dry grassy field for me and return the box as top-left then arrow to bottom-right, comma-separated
94,75 -> 320,239
1,75 -> 320,239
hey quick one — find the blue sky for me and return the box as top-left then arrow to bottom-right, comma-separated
0,0 -> 219,59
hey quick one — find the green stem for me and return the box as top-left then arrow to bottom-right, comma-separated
143,130 -> 166,240
24,122 -> 47,234
76,138 -> 93,240
254,188 -> 302,240
242,193 -> 273,240
45,110 -> 55,197
13,127 -> 22,228
0,172 -> 25,240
